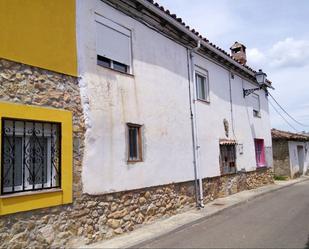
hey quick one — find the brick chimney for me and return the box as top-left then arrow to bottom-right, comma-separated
230,42 -> 247,65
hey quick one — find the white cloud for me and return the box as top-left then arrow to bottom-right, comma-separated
269,38 -> 309,68
246,48 -> 266,69
247,38 -> 309,69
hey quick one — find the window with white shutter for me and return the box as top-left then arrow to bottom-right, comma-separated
95,14 -> 132,73
250,93 -> 261,117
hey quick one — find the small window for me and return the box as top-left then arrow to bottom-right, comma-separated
1,119 -> 61,195
219,144 -> 237,175
195,72 -> 209,102
254,139 -> 266,167
96,14 -> 131,74
127,124 -> 142,162
250,93 -> 261,117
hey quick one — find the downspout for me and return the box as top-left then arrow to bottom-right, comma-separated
187,40 -> 204,208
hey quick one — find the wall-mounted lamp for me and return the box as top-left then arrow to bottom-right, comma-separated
243,69 -> 267,97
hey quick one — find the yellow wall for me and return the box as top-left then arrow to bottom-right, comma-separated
0,102 -> 73,216
0,0 -> 77,76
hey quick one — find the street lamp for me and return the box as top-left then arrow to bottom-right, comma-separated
243,69 -> 267,97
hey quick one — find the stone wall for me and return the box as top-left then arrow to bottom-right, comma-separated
203,168 -> 274,203
272,140 -> 291,177
0,58 -> 274,248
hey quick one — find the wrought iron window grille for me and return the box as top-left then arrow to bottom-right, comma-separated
1,118 -> 61,195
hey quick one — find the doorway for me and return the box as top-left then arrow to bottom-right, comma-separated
297,146 -> 305,175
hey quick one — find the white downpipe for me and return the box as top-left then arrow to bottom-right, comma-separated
190,41 -> 204,208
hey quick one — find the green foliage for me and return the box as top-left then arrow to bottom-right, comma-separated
274,175 -> 288,181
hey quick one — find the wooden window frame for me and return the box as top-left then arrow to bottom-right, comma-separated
219,144 -> 237,175
127,123 -> 143,163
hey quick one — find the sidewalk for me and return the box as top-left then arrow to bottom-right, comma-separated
79,176 -> 309,249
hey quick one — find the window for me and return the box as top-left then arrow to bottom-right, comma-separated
0,102 -> 72,216
250,93 -> 261,117
254,139 -> 266,167
127,124 -> 142,162
95,14 -> 132,74
219,141 -> 237,175
1,119 -> 61,195
195,72 -> 209,102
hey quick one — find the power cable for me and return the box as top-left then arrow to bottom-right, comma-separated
268,91 -> 309,127
269,99 -> 299,132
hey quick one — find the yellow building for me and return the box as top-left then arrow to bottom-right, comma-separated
0,0 -> 77,76
0,0 -> 78,216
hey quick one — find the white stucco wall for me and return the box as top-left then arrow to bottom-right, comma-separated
288,141 -> 309,177
77,0 -> 273,194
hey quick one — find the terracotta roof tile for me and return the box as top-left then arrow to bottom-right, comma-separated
146,0 -> 260,75
271,129 -> 309,141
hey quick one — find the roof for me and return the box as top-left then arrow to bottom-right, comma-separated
271,129 -> 309,141
143,0 -> 263,78
219,139 -> 237,145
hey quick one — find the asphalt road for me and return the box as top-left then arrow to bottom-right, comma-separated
136,180 -> 309,248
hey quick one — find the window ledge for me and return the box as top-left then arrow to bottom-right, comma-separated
0,188 -> 62,199
196,98 -> 210,104
97,64 -> 134,77
127,160 -> 143,164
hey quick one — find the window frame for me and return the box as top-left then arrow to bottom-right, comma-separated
219,143 -> 237,175
254,138 -> 266,168
95,14 -> 133,75
127,123 -> 143,163
195,69 -> 210,103
251,93 -> 261,118
0,102 -> 72,216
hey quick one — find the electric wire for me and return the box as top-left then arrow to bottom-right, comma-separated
269,99 -> 299,132
268,91 -> 309,127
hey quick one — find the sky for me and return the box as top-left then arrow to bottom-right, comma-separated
158,0 -> 309,132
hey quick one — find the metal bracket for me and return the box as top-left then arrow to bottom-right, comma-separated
243,87 -> 262,98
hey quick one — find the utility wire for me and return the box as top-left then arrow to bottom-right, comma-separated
268,91 -> 309,127
269,99 -> 299,132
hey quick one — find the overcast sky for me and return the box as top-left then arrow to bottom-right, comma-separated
158,0 -> 309,132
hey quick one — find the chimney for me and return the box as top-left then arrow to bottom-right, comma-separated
230,42 -> 247,65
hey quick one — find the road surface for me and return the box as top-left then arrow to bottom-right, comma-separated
137,180 -> 309,248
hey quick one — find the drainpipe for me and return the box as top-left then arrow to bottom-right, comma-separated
187,40 -> 204,208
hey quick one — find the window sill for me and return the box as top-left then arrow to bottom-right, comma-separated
97,64 -> 134,77
0,188 -> 62,199
196,98 -> 210,104
127,160 -> 143,164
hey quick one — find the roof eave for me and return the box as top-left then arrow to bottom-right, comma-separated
136,0 -> 262,78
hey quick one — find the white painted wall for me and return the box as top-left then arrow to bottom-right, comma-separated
77,0 -> 273,194
288,141 -> 309,177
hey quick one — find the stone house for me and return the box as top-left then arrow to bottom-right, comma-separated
0,0 -> 274,247
272,129 -> 309,178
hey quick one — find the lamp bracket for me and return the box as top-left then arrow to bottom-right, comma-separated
243,86 -> 262,98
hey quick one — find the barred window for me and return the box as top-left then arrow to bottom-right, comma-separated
219,144 -> 237,175
127,123 -> 142,162
1,118 -> 61,195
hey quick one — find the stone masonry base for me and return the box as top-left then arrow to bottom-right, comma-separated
0,168 -> 273,248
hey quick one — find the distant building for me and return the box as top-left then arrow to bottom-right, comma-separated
272,129 -> 309,178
